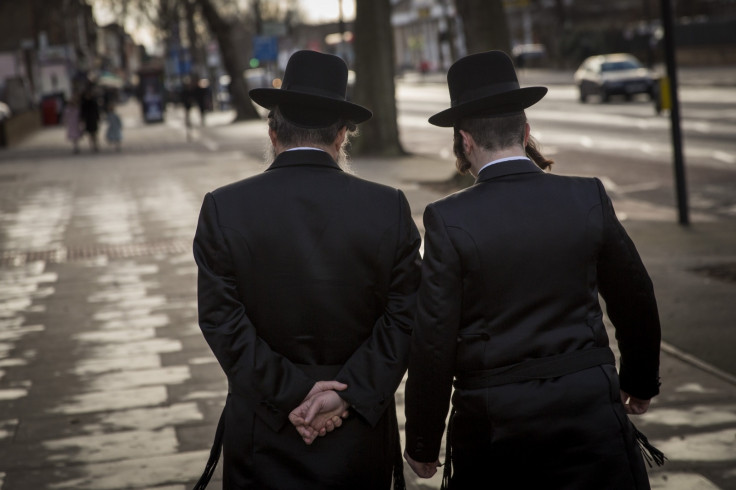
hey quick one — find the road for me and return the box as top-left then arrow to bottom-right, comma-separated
396,80 -> 736,222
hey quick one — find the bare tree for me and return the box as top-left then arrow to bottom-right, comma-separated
352,0 -> 405,156
455,0 -> 511,55
196,0 -> 260,121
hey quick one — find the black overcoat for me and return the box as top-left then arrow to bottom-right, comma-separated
404,158 -> 661,489
194,149 -> 421,489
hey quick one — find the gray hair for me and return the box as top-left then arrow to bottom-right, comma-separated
267,107 -> 357,148
265,107 -> 358,172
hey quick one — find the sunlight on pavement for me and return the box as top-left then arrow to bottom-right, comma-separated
650,472 -> 721,489
653,428 -> 736,462
640,405 -> 736,427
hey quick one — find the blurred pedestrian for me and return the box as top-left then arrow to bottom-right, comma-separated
195,78 -> 209,126
181,76 -> 195,139
105,101 -> 122,152
79,84 -> 100,152
63,93 -> 83,154
192,50 -> 421,490
403,50 -> 664,489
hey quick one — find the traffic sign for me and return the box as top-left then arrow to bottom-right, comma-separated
253,36 -> 278,62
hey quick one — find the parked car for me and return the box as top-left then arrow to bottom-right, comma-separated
574,53 -> 657,103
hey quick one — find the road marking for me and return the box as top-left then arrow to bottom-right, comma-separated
713,151 -> 736,165
691,121 -> 711,133
617,182 -> 662,193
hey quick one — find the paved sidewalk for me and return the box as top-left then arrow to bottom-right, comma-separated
0,99 -> 735,489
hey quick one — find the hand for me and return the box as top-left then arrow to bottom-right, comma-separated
303,380 -> 348,404
289,381 -> 349,445
306,390 -> 350,430
290,391 -> 349,445
404,449 -> 439,478
620,390 -> 651,415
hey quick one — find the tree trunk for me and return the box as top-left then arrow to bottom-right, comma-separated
455,0 -> 511,55
196,0 -> 260,121
184,0 -> 207,76
352,0 -> 405,156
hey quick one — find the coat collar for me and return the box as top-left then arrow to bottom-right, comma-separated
475,158 -> 543,183
266,149 -> 342,172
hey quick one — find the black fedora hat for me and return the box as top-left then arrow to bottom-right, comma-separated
249,50 -> 371,128
428,50 -> 547,127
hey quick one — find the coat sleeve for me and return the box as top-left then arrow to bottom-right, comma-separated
404,203 -> 462,463
193,192 -> 314,432
595,179 -> 661,399
335,190 -> 422,427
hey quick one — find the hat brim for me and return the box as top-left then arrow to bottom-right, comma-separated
249,88 -> 372,125
428,86 -> 547,127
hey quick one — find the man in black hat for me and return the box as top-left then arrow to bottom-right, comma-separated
193,50 -> 421,489
403,50 -> 662,488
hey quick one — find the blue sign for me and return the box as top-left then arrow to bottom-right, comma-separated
253,36 -> 279,62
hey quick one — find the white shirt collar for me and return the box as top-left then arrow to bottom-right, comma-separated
285,147 -> 326,153
478,156 -> 531,175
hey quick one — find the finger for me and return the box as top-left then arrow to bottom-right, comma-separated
296,425 -> 317,445
330,381 -> 348,391
623,404 -> 635,415
304,398 -> 324,425
289,413 -> 306,426
290,400 -> 309,418
629,402 -> 648,415
314,380 -> 348,392
296,425 -> 314,439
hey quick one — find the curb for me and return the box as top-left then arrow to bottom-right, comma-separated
661,342 -> 736,387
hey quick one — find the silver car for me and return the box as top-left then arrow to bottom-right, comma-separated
574,53 -> 657,103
